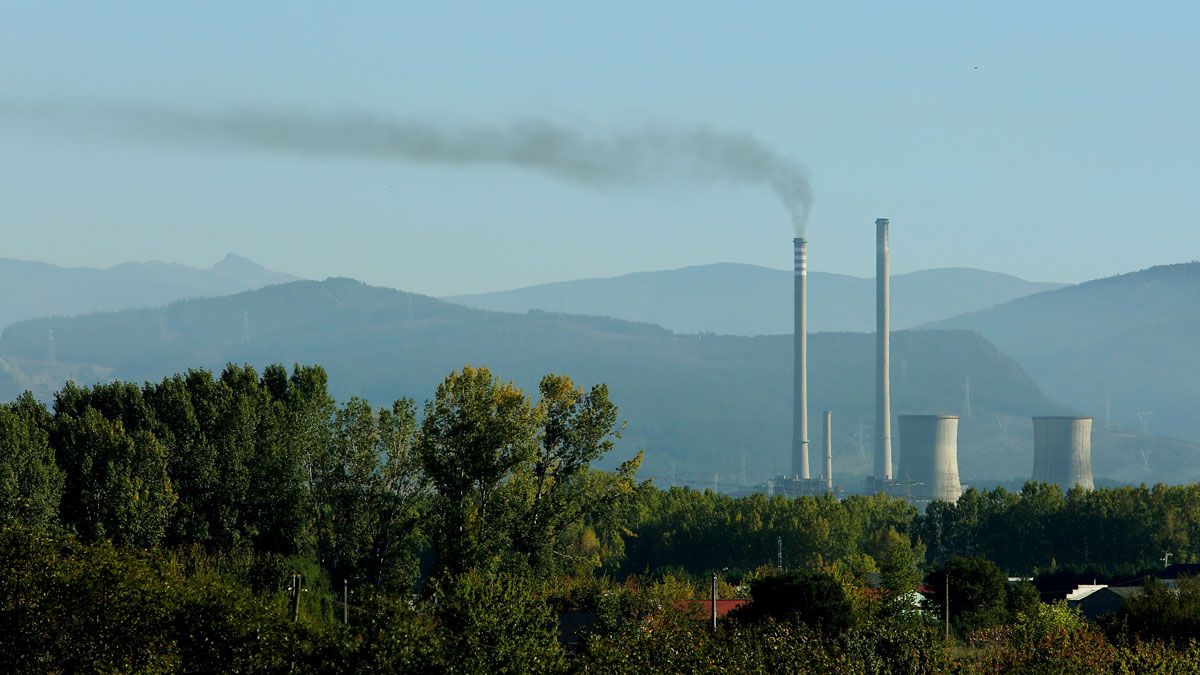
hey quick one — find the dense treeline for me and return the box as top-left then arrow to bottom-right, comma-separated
6,364 -> 1200,672
0,363 -> 643,591
918,482 -> 1200,576
622,489 -> 922,595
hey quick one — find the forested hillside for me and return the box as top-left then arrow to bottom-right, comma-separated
448,263 -> 1066,335
3,277 -> 1183,485
928,262 -> 1200,444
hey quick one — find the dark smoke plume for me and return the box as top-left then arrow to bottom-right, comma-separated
2,103 -> 813,233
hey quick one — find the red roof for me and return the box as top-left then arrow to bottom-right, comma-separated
675,599 -> 749,619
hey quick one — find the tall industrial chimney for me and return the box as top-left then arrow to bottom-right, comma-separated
874,218 -> 893,481
1032,417 -> 1094,490
823,410 -> 833,493
898,414 -> 962,503
792,237 -> 810,479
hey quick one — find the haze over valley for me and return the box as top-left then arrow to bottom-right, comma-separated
2,258 -> 1197,487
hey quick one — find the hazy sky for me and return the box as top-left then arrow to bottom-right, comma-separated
2,2 -> 1197,295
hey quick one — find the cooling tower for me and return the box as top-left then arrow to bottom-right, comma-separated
1032,417 -> 1094,490
792,238 -> 810,479
898,415 -> 962,503
823,410 -> 833,493
874,219 -> 893,481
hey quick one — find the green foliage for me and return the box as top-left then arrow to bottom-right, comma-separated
1005,580 -> 1042,618
316,395 -> 426,590
0,392 -> 62,528
0,525 -> 327,673
419,367 -> 639,578
434,568 -> 565,674
1119,575 -> 1200,643
54,405 -> 176,547
918,481 -> 1200,577
1011,600 -> 1088,645
866,527 -> 924,599
734,570 -> 856,634
926,556 -> 1009,635
576,598 -> 950,674
419,365 -> 541,574
622,489 -> 920,579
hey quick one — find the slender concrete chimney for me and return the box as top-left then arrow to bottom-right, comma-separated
792,237 -> 810,479
823,410 -> 833,493
874,219 -> 893,481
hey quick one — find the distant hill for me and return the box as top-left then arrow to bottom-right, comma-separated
0,254 -> 298,331
5,277 -> 1193,486
926,262 -> 1200,444
446,264 -> 1067,335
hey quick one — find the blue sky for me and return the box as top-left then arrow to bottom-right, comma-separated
2,2 -> 1196,295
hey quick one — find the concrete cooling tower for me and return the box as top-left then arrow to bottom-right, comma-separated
1032,416 -> 1094,490
898,415 -> 962,503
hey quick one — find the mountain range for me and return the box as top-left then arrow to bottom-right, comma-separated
0,254 -> 298,331
3,276 -> 1194,486
447,263 -> 1067,335
926,262 -> 1200,445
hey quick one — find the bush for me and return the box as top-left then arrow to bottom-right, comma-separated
731,570 -> 856,635
433,568 -> 565,673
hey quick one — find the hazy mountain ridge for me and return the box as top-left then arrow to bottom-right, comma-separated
0,254 -> 298,331
926,262 -> 1200,443
4,276 -> 1192,486
446,263 -> 1068,335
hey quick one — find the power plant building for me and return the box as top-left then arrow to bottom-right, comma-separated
897,415 -> 963,503
1032,416 -> 1094,490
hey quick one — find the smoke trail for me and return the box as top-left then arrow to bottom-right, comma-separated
1,103 -> 813,233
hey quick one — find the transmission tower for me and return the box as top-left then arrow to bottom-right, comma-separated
962,375 -> 972,418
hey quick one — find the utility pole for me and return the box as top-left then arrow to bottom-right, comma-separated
1163,551 -> 1174,569
776,536 -> 783,571
290,574 -> 302,622
711,573 -> 718,631
944,573 -> 950,640
343,579 -> 349,625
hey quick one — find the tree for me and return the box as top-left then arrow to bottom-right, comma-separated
249,364 -> 328,556
1120,575 -> 1200,643
866,528 -> 923,599
0,393 -> 62,529
511,374 -> 636,575
315,396 -> 428,590
926,556 -> 1008,635
418,366 -> 539,575
54,406 -> 176,547
734,570 -> 856,635
367,398 -> 428,589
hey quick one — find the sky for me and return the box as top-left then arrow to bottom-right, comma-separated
1,2 -> 1197,296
